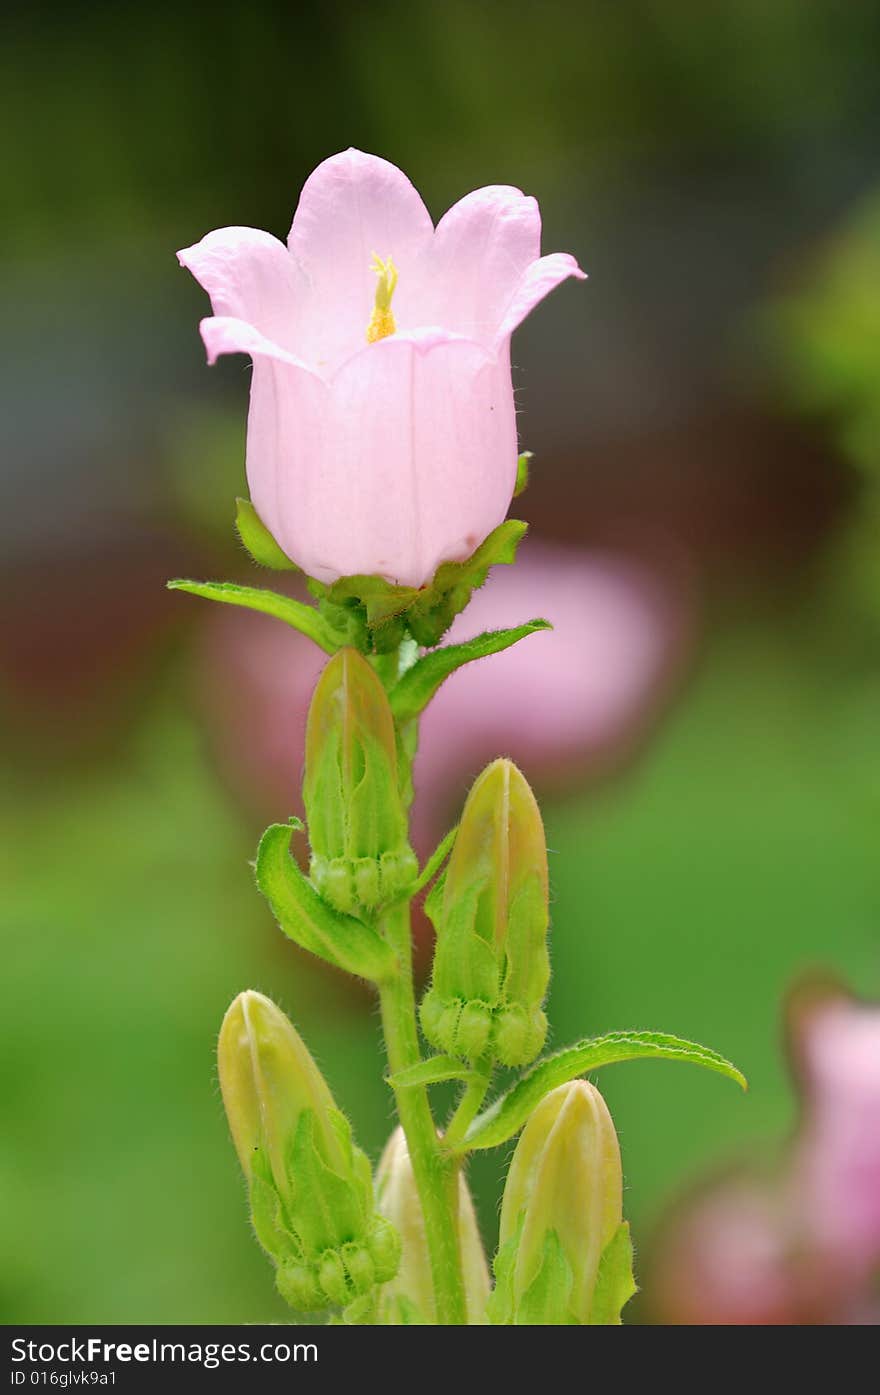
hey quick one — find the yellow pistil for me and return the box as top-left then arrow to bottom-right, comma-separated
366,253 -> 398,343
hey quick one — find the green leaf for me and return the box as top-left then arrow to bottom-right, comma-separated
388,620 -> 551,723
255,823 -> 396,983
386,1055 -> 478,1089
235,498 -> 299,570
588,1223 -> 637,1325
460,1030 -> 747,1151
514,451 -> 532,498
167,579 -> 339,654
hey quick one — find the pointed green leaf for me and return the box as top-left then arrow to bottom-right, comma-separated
167,579 -> 339,654
514,451 -> 532,498
460,1031 -> 747,1152
235,498 -> 298,570
389,620 -> 551,723
256,823 -> 396,983
386,1055 -> 478,1089
588,1222 -> 637,1325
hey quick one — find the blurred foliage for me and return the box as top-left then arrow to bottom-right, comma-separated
767,191 -> 880,479
762,190 -> 880,618
5,0 -> 880,258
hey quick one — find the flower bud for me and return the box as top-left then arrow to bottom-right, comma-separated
490,1080 -> 634,1325
304,648 -> 417,915
420,758 -> 549,1066
218,990 -> 400,1313
375,1126 -> 490,1324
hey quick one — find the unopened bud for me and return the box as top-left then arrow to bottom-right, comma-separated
218,989 -> 341,1201
218,990 -> 401,1312
491,1081 -> 634,1325
304,648 -> 417,915
420,758 -> 549,1066
376,1126 -> 490,1324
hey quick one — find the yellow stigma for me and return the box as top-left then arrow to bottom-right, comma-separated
366,253 -> 398,343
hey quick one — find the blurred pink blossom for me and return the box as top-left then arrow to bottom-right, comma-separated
649,988 -> 880,1325
178,149 -> 584,587
794,995 -> 880,1279
196,540 -> 690,854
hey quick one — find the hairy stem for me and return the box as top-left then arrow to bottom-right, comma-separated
378,900 -> 467,1324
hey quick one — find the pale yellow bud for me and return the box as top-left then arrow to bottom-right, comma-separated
499,1080 -> 623,1323
217,989 -> 342,1203
376,1126 -> 490,1324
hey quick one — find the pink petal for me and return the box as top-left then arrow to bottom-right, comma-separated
197,314 -> 314,372
245,331 -> 516,587
287,149 -> 434,371
420,185 -> 542,344
177,227 -> 304,355
495,252 -> 587,343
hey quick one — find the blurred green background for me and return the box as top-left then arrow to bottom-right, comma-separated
2,0 -> 879,1322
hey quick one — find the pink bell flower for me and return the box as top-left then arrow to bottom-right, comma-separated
794,994 -> 880,1278
177,149 -> 584,587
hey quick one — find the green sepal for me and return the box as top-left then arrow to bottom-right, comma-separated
255,822 -> 396,983
516,1231 -> 577,1326
382,1295 -> 427,1325
588,1223 -> 637,1325
501,874 -> 551,1009
514,451 -> 532,498
459,1030 -> 747,1152
248,1148 -> 301,1263
307,520 -> 529,652
385,1056 -> 479,1089
485,1230 -> 517,1325
432,882 -> 501,1005
288,1110 -> 366,1257
167,579 -> 340,654
388,620 -> 551,724
235,498 -> 298,570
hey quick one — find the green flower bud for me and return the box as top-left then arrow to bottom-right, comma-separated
375,1126 -> 490,1324
304,647 -> 417,915
218,990 -> 401,1312
490,1081 -> 635,1325
420,758 -> 550,1066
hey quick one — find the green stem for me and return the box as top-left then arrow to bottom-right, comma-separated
378,901 -> 467,1324
443,1061 -> 492,1152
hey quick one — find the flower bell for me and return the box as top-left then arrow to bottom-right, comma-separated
303,647 -> 417,916
177,148 -> 585,588
420,758 -> 550,1065
375,1126 -> 490,1324
489,1081 -> 635,1325
218,991 -> 400,1314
